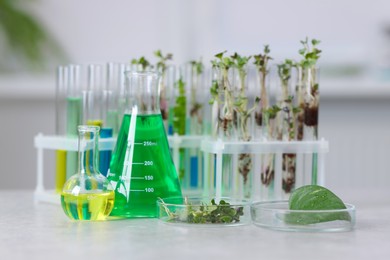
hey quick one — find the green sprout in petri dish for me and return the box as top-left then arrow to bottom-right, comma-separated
159,198 -> 244,224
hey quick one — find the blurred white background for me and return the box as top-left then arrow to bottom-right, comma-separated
1,0 -> 390,195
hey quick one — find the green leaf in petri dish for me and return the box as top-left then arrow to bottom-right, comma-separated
285,185 -> 351,225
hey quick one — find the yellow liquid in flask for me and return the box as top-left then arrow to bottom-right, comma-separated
61,191 -> 115,221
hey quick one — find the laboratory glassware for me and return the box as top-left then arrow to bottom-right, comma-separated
302,67 -> 319,141
99,127 -> 112,176
84,64 -> 104,128
104,62 -> 121,136
182,62 -> 206,190
117,63 -> 130,124
55,66 -> 67,193
170,69 -> 187,186
84,64 -> 112,175
61,125 -> 114,221
303,67 -> 320,184
159,65 -> 176,134
66,64 -> 83,180
107,71 -> 182,218
276,62 -> 297,196
295,66 -> 320,185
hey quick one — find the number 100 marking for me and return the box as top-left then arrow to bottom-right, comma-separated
145,188 -> 154,193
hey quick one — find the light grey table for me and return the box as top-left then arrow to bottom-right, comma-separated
0,190 -> 389,260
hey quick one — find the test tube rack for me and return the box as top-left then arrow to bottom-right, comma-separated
201,138 -> 329,201
34,133 -> 328,204
34,133 -> 116,204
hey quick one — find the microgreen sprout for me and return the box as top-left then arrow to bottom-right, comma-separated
173,77 -> 186,135
210,51 -> 236,138
131,56 -> 152,71
298,38 -> 321,69
172,76 -> 187,179
231,53 -> 258,185
190,59 -> 204,75
277,59 -> 299,193
154,50 -> 173,73
296,38 -> 321,138
189,59 -> 204,134
253,45 -> 273,126
160,198 -> 244,224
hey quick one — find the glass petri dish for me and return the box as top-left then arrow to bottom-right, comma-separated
157,197 -> 251,227
251,200 -> 355,232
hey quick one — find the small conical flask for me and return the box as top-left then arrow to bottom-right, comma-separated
61,125 -> 115,221
107,71 -> 182,218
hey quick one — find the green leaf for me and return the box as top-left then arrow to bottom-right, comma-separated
312,39 -> 321,45
154,49 -> 162,58
154,50 -> 173,72
220,215 -> 233,223
215,51 -> 226,59
297,37 -> 321,68
286,185 -> 351,225
292,106 -> 301,114
264,44 -> 270,54
131,56 -> 151,71
264,105 -> 281,119
253,45 -> 272,72
230,52 -> 239,60
163,198 -> 244,224
190,59 -> 204,75
0,0 -> 65,70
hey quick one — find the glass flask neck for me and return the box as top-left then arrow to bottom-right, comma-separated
77,125 -> 100,176
125,71 -> 161,115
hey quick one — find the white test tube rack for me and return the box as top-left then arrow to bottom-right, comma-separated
33,133 -> 116,204
34,134 -> 328,204
33,133 -> 205,204
200,138 -> 329,201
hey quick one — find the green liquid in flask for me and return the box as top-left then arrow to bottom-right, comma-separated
108,114 -> 182,218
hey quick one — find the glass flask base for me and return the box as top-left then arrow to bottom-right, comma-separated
61,190 -> 114,221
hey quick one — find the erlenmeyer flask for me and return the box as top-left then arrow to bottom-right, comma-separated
61,126 -> 114,221
107,71 -> 182,218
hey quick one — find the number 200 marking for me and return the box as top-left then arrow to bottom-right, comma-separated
144,161 -> 153,166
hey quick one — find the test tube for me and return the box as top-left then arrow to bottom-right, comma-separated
82,64 -> 104,175
117,63 -> 130,122
161,65 -> 176,135
183,62 -> 206,190
99,127 -> 112,176
66,64 -> 83,179
98,62 -> 122,176
104,62 -> 121,135
85,64 -> 104,127
55,66 -> 67,193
